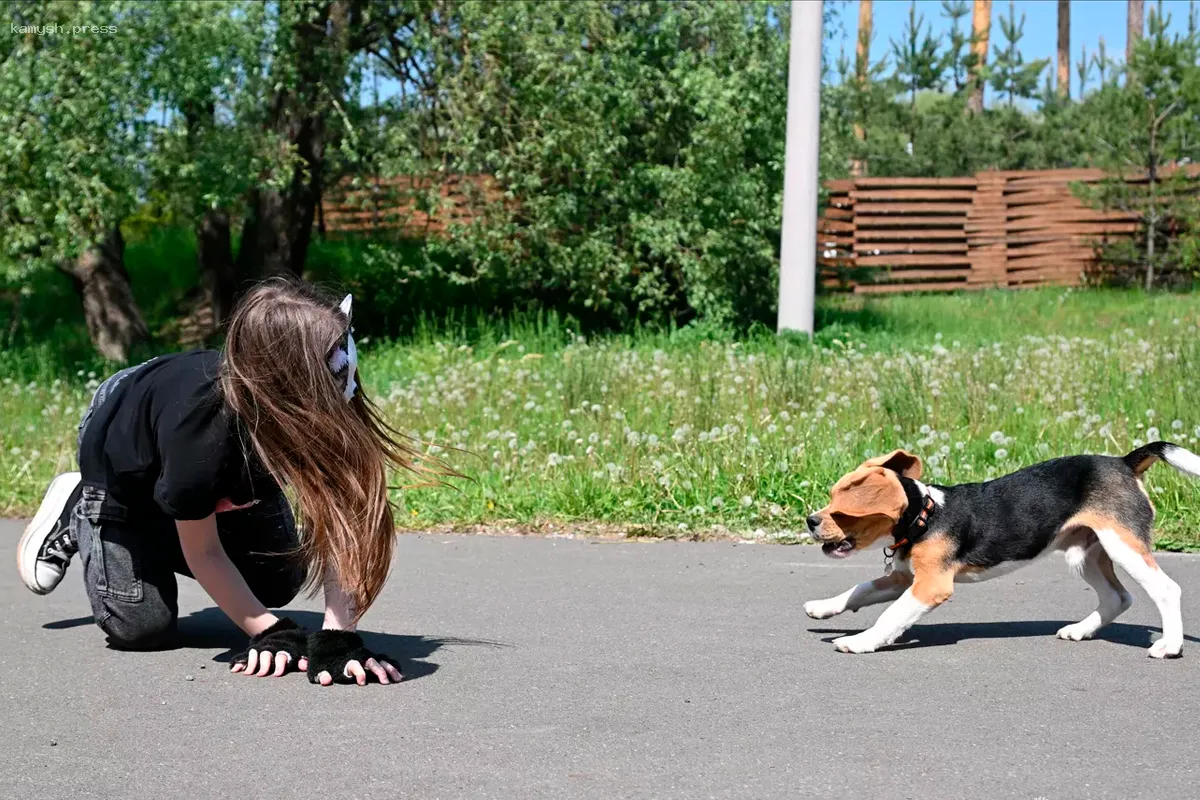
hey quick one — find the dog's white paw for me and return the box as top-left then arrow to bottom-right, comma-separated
1056,621 -> 1097,642
833,633 -> 879,654
804,599 -> 845,620
1148,638 -> 1183,659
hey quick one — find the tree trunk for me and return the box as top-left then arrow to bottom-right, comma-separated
855,0 -> 872,94
60,228 -> 149,362
182,99 -> 243,329
236,187 -> 300,278
1145,109 -> 1158,291
1127,0 -> 1144,65
235,1 -> 350,281
851,0 -> 872,177
968,0 -> 992,113
1057,0 -> 1070,99
197,209 -> 239,328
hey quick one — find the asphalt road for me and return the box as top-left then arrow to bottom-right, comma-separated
4,519 -> 1200,799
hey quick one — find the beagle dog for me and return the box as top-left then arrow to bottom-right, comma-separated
803,441 -> 1200,658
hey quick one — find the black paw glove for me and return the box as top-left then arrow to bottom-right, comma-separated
231,617 -> 308,675
306,630 -> 403,685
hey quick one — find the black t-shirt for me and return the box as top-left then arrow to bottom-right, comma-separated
78,350 -> 279,521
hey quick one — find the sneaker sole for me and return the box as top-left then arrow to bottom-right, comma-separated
16,472 -> 82,594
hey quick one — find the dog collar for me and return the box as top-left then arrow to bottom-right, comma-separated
886,478 -> 937,563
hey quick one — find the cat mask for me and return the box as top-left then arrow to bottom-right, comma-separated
327,294 -> 358,402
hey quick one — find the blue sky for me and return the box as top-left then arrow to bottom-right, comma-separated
360,2 -> 1195,107
827,0 -> 1197,101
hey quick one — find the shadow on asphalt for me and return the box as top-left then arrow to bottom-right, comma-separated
811,620 -> 1200,650
43,608 -> 511,683
42,615 -> 94,630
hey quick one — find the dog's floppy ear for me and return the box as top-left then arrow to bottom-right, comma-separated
861,449 -> 923,479
829,468 -> 908,521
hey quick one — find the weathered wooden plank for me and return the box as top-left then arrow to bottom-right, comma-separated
854,280 -> 976,294
857,254 -> 971,267
851,189 -> 976,201
855,215 -> 969,227
852,176 -> 977,188
855,243 -> 969,255
855,202 -> 972,214
854,229 -> 966,240
872,268 -> 973,280
1007,263 -> 1092,276
1005,208 -> 1137,223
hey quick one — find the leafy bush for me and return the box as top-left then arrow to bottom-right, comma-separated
390,1 -> 793,328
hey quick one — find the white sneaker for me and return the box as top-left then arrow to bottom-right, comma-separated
17,472 -> 82,594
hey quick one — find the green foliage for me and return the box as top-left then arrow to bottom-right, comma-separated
386,1 -> 792,328
939,0 -> 979,95
6,0 -> 1200,350
890,2 -> 945,111
987,0 -> 1050,108
0,2 -> 152,278
8,288 -> 1200,551
140,1 -> 281,223
1075,6 -> 1200,289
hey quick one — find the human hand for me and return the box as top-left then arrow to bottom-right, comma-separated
230,617 -> 309,677
306,630 -> 403,686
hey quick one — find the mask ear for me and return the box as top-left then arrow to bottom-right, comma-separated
339,294 -> 353,320
861,449 -> 923,479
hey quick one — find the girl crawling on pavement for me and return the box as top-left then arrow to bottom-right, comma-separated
18,279 -> 430,686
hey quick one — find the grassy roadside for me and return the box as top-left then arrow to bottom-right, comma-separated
5,288 -> 1200,549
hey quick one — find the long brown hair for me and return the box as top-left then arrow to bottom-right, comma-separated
221,278 -> 431,622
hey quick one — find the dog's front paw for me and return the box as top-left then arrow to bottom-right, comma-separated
833,633 -> 880,654
1148,638 -> 1183,659
804,599 -> 845,620
1056,621 -> 1098,642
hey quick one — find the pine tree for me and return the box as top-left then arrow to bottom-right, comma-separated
940,0 -> 978,95
988,0 -> 1050,108
1081,5 -> 1200,289
889,0 -> 944,154
1076,42 -> 1093,97
1092,36 -> 1115,85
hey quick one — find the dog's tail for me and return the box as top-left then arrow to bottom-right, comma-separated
1124,441 -> 1200,478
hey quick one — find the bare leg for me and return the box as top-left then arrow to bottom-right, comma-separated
831,538 -> 956,654
1095,527 -> 1183,658
831,586 -> 946,653
1057,544 -> 1134,642
804,571 -> 911,620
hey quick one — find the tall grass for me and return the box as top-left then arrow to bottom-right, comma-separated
5,287 -> 1200,549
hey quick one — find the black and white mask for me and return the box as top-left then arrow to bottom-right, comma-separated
328,294 -> 359,402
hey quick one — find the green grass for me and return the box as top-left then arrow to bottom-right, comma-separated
5,287 -> 1200,550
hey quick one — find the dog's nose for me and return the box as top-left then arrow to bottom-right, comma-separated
806,514 -> 821,532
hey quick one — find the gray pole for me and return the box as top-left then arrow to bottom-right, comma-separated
776,0 -> 823,336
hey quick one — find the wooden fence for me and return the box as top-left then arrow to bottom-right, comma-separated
323,167 -> 1191,294
816,167 -> 1185,293
321,174 -> 497,238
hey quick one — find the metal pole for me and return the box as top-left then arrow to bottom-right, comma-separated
777,0 -> 823,336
